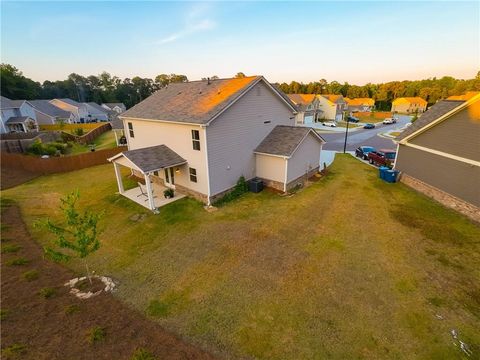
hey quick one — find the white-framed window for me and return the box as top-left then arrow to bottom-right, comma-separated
191,130 -> 200,151
189,167 -> 197,182
128,122 -> 134,138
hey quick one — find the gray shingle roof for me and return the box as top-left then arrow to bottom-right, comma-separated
110,118 -> 124,130
121,76 -> 274,124
396,100 -> 465,141
5,116 -> 31,124
121,145 -> 187,173
86,102 -> 110,114
29,100 -> 72,118
0,96 -> 15,109
56,98 -> 82,107
255,125 -> 324,157
103,103 -> 125,110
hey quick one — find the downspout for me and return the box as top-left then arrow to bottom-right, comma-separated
284,158 -> 288,193
201,125 -> 212,205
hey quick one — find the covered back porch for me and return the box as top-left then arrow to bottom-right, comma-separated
108,144 -> 187,213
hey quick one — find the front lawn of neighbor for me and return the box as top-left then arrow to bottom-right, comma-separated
3,155 -> 479,359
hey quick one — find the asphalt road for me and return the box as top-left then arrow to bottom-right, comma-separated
319,115 -> 411,151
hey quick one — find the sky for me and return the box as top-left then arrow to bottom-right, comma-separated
1,1 -> 479,85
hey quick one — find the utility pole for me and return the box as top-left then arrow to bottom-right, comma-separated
343,111 -> 349,153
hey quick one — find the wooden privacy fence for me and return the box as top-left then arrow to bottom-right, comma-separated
40,123 -> 112,145
1,147 -> 126,175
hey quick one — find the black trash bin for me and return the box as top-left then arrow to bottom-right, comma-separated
249,178 -> 264,193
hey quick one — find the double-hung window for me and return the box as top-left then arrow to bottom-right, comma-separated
189,168 -> 197,183
128,122 -> 134,138
192,130 -> 200,151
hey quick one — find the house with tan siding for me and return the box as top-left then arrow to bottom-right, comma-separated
345,97 -> 375,112
391,97 -> 427,114
108,76 -> 325,211
317,94 -> 347,121
394,93 -> 480,222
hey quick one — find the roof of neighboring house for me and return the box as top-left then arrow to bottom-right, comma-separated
321,94 -> 345,104
113,145 -> 187,173
0,96 -> 25,109
254,125 -> 325,157
103,102 -> 125,109
54,98 -> 83,107
5,116 -> 32,124
346,97 -> 375,106
110,118 -> 124,130
396,100 -> 465,141
392,97 -> 428,105
446,91 -> 480,101
287,94 -> 316,106
121,76 -> 295,125
29,100 -> 72,118
86,102 -> 110,114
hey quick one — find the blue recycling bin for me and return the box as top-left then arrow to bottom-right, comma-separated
384,169 -> 400,183
379,166 -> 389,180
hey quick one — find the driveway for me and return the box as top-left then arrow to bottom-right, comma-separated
320,115 -> 411,151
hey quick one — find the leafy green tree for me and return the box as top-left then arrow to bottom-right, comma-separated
235,72 -> 246,78
40,191 -> 102,284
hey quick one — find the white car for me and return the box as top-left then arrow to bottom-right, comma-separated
322,121 -> 337,127
383,117 -> 397,125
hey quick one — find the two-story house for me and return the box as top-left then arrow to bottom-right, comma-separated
317,94 -> 347,121
345,97 -> 375,112
286,94 -> 324,124
49,98 -> 89,123
29,100 -> 75,125
84,102 -> 111,121
391,97 -> 427,114
109,76 -> 325,211
0,96 -> 38,133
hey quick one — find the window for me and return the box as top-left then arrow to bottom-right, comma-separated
128,122 -> 134,138
189,167 -> 197,183
191,130 -> 200,150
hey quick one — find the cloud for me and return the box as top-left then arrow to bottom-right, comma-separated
156,4 -> 216,45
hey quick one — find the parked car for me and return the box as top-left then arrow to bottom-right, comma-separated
322,121 -> 337,127
368,149 -> 397,167
347,116 -> 360,123
363,123 -> 375,129
355,146 -> 376,160
383,117 -> 397,124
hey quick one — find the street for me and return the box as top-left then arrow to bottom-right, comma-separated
318,115 -> 411,151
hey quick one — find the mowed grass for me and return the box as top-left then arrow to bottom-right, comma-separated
3,155 -> 480,359
68,130 -> 118,155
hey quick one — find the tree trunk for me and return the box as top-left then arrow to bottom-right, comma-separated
84,259 -> 92,285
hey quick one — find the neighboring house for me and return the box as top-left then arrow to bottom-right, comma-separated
49,98 -> 89,123
84,102 -> 111,121
0,96 -> 38,133
102,103 -> 126,114
394,94 -> 480,222
286,94 -> 323,124
29,100 -> 75,125
109,76 -> 325,211
446,91 -> 480,101
391,97 -> 427,114
317,94 -> 347,121
345,97 -> 375,112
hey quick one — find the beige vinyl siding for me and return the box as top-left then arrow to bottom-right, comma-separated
123,118 -> 209,196
255,154 -> 286,183
206,81 -> 295,196
395,144 -> 480,207
287,134 -> 322,182
410,107 -> 480,161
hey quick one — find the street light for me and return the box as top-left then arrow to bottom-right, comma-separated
343,111 -> 349,153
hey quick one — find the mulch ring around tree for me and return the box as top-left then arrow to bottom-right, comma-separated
1,202 -> 215,360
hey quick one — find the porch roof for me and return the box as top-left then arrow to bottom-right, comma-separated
109,144 -> 187,174
6,116 -> 32,124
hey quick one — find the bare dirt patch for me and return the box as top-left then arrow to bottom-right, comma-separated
0,203 -> 215,360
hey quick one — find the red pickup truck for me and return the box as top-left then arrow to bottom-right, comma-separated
368,149 -> 396,168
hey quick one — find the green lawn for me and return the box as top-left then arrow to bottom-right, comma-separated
67,130 -> 117,155
3,155 -> 480,359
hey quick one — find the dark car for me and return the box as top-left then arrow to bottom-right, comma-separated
368,149 -> 397,167
347,116 -> 360,123
355,146 -> 376,160
363,123 -> 375,129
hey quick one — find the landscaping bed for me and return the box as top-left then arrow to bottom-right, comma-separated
0,202 -> 214,360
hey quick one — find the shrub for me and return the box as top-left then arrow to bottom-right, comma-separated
39,287 -> 56,299
64,304 -> 81,315
1,244 -> 21,253
6,257 -> 29,266
22,270 -> 39,281
1,343 -> 27,358
26,140 -> 44,155
87,326 -> 106,344
73,127 -> 84,136
214,176 -> 249,206
131,348 -> 156,360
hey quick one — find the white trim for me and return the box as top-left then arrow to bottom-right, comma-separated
284,158 -> 288,192
118,116 -> 204,127
202,126 -> 212,205
144,173 -> 156,211
253,151 -> 289,159
399,94 -> 480,143
113,162 -> 124,194
401,142 -> 480,167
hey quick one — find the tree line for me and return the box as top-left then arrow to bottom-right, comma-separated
277,73 -> 480,110
1,63 -> 478,110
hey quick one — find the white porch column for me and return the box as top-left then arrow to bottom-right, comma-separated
144,173 -> 156,211
113,130 -> 119,146
113,162 -> 124,194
